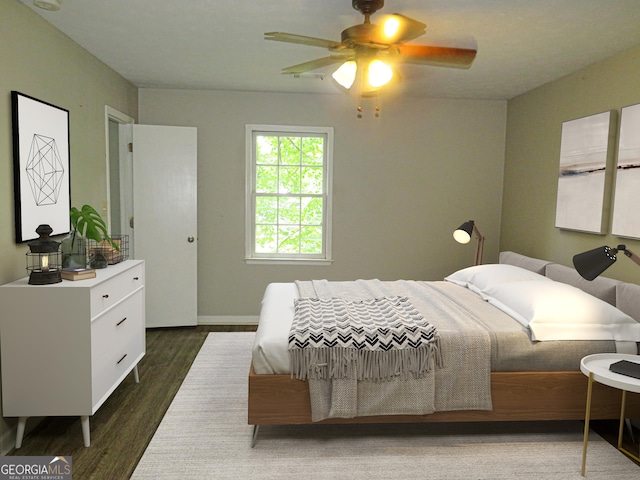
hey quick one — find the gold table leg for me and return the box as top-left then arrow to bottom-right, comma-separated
581,372 -> 594,476
617,389 -> 640,463
618,390 -> 626,449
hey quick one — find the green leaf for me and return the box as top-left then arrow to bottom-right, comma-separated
70,204 -> 119,251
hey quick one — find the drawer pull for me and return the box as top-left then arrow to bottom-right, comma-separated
116,317 -> 127,326
102,294 -> 109,299
133,276 -> 140,281
117,353 -> 128,365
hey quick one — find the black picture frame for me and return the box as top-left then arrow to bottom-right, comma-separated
11,91 -> 71,242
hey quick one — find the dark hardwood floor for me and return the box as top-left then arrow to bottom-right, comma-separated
6,326 -> 638,479
5,325 -> 255,480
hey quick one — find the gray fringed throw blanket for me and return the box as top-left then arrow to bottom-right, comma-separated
289,296 -> 442,382
292,279 -> 492,422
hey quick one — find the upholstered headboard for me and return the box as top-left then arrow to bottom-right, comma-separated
498,251 -> 552,275
499,251 -> 640,322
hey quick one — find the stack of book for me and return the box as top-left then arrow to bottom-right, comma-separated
610,360 -> 640,380
61,267 -> 96,281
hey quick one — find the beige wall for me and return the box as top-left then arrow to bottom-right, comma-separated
139,89 -> 507,316
502,44 -> 640,283
0,0 -> 137,451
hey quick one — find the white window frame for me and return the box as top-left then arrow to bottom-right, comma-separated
245,124 -> 333,265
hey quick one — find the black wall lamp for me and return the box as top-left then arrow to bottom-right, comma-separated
573,244 -> 640,281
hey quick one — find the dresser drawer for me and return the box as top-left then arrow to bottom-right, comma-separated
91,291 -> 143,360
92,329 -> 144,406
90,263 -> 144,316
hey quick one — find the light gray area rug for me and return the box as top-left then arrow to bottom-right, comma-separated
131,332 -> 638,479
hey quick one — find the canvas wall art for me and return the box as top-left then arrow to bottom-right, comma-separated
611,103 -> 640,239
554,111 -> 616,234
11,91 -> 71,242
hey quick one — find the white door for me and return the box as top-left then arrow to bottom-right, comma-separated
132,125 -> 198,328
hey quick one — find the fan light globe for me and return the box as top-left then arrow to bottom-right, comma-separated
367,60 -> 393,88
332,61 -> 357,89
383,17 -> 401,39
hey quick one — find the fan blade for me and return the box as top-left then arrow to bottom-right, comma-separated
395,44 -> 477,69
281,55 -> 352,75
265,32 -> 344,50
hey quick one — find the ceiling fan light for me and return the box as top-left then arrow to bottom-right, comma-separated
382,17 -> 401,40
367,59 -> 393,88
332,61 -> 357,89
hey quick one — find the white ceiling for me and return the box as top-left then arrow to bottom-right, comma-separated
22,0 -> 640,100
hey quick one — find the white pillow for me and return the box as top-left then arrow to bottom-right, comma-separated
444,264 -> 550,294
481,280 -> 640,342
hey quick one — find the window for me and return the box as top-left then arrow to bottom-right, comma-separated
245,125 -> 333,264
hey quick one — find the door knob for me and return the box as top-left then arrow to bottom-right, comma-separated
187,236 -> 195,243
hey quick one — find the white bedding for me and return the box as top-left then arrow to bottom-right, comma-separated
251,279 -> 632,375
252,283 -> 298,374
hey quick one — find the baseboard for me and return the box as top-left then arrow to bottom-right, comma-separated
198,315 -> 258,326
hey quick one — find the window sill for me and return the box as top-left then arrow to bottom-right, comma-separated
244,258 -> 333,266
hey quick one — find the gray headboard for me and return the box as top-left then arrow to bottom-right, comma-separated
499,251 -> 640,322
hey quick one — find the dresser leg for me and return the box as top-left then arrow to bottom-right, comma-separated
15,417 -> 28,448
133,364 -> 140,383
81,416 -> 90,447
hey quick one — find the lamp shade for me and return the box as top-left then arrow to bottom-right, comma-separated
572,246 -> 617,281
332,61 -> 357,89
331,57 -> 395,95
453,220 -> 474,244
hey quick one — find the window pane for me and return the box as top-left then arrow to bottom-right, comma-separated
256,165 -> 278,193
301,197 -> 323,225
302,137 -> 324,165
280,137 -> 301,165
255,224 -> 277,253
278,226 -> 300,253
301,166 -> 323,194
300,226 -> 322,253
256,196 -> 277,224
279,166 -> 301,194
256,136 -> 278,165
247,125 -> 332,261
278,197 -> 301,225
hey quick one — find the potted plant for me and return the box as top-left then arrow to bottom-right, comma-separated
63,204 -> 119,269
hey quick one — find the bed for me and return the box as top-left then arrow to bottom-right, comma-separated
248,251 -> 640,440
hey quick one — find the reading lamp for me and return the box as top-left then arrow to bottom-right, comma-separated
573,245 -> 640,281
453,220 -> 485,266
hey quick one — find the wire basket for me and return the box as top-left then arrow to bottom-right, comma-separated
87,235 -> 129,265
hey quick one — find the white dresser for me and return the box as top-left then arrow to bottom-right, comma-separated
0,259 -> 145,448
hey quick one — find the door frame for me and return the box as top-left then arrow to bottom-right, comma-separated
104,106 -> 135,255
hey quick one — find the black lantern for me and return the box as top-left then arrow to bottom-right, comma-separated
26,224 -> 62,284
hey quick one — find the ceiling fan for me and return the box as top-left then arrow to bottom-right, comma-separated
265,0 -> 477,96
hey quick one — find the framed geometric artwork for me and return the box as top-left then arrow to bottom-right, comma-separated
554,110 -> 617,234
611,103 -> 640,239
11,91 -> 71,242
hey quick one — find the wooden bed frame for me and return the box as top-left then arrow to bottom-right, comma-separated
248,364 -> 640,426
248,252 -> 640,436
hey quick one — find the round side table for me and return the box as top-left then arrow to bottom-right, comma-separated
580,353 -> 640,476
